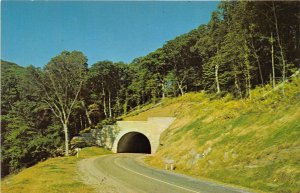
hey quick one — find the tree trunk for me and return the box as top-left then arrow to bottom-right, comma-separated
215,63 -> 220,93
79,114 -> 84,129
245,69 -> 251,99
102,84 -> 108,118
151,89 -> 157,104
234,69 -> 243,100
161,82 -> 166,99
271,32 -> 276,88
108,90 -> 112,118
115,95 -> 121,116
215,46 -> 221,94
177,81 -> 185,96
244,43 -> 252,99
63,123 -> 69,156
272,2 -> 286,95
81,101 -> 92,126
250,37 -> 264,85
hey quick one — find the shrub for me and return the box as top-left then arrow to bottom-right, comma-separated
70,136 -> 92,149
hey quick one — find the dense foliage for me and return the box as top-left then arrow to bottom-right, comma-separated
1,1 -> 299,177
1,61 -> 62,176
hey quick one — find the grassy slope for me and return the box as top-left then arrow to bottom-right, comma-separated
1,147 -> 111,193
123,77 -> 300,193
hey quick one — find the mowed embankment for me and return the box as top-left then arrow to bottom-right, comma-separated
1,147 -> 111,193
122,77 -> 300,193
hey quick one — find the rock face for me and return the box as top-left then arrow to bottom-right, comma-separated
81,117 -> 175,154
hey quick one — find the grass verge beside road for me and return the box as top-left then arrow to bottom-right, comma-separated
1,147 -> 111,193
126,77 -> 300,193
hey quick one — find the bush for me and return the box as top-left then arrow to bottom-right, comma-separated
53,148 -> 65,157
96,118 -> 116,129
70,136 -> 92,149
79,127 -> 92,134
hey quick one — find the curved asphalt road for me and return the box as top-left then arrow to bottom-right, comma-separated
79,154 -> 255,193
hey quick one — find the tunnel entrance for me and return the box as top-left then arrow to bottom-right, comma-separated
117,132 -> 151,154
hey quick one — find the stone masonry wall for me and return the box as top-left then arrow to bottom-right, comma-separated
81,125 -> 121,150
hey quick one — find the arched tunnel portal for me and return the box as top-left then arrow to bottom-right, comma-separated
117,132 -> 151,154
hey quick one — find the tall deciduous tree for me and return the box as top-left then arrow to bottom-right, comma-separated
30,51 -> 87,156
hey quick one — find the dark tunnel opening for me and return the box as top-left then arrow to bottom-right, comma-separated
117,132 -> 151,154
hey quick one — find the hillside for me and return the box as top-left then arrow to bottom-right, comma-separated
1,147 -> 111,193
123,77 -> 300,193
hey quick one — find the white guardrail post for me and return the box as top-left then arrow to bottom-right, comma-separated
75,148 -> 81,158
164,158 -> 175,171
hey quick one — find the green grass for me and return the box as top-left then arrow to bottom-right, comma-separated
1,147 -> 112,193
130,78 -> 300,193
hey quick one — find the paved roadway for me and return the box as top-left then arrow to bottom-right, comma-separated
79,154 -> 255,193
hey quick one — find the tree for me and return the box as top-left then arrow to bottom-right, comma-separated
29,51 -> 87,156
141,49 -> 171,99
1,61 -> 25,114
88,61 -> 117,119
1,61 -> 61,176
162,30 -> 202,96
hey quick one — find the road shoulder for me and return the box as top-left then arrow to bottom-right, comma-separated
77,156 -> 131,193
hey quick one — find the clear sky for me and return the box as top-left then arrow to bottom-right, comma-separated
1,1 -> 219,67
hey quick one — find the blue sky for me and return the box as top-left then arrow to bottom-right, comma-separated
2,1 -> 219,67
